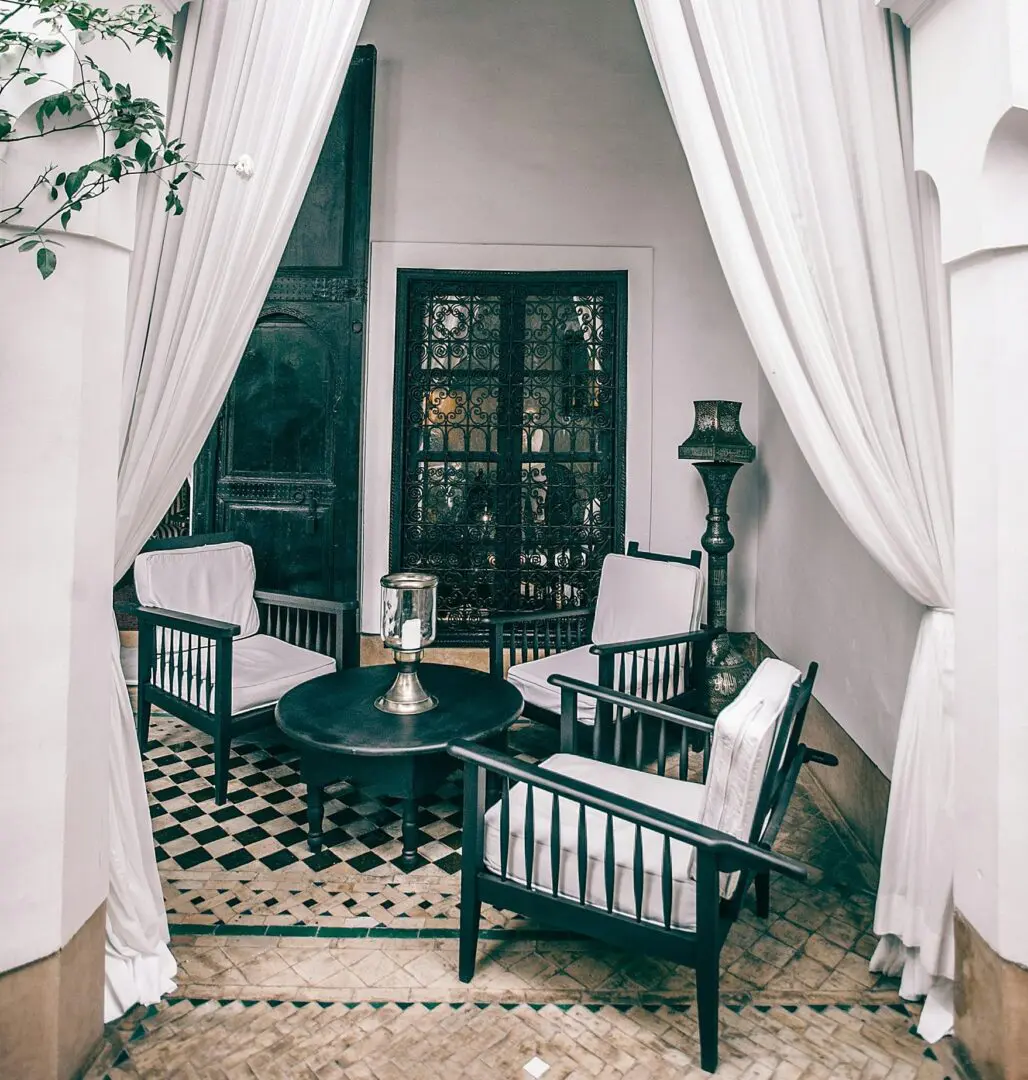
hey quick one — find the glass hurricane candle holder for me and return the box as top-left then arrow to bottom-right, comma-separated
374,571 -> 439,715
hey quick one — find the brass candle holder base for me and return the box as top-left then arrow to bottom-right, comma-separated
374,650 -> 438,715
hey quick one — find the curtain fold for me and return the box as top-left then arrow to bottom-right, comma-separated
634,0 -> 954,1040
105,0 -> 370,1021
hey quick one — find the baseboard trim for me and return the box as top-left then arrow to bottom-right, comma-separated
954,910 -> 1028,1080
800,760 -> 881,892
755,636 -> 888,877
0,902 -> 106,1080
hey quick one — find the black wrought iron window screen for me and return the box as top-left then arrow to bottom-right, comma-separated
391,270 -> 627,645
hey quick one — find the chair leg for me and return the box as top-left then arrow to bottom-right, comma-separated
696,955 -> 720,1074
136,690 -> 152,753
458,874 -> 482,983
755,870 -> 771,919
213,720 -> 232,805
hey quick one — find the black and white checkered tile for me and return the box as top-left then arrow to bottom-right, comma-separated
144,716 -> 555,876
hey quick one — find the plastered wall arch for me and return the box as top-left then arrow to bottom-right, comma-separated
0,91 -> 111,243
981,106 -> 1028,251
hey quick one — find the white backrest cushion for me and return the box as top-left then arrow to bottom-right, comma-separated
689,658 -> 801,897
134,541 -> 261,639
591,553 -> 704,645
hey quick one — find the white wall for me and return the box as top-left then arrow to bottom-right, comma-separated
905,0 -> 1028,967
754,374 -> 923,777
357,0 -> 761,629
0,14 -> 169,973
0,234 -> 128,970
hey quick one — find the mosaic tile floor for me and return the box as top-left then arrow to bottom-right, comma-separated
88,709 -> 955,1077
92,999 -> 949,1080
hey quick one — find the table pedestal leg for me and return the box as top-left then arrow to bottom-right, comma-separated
401,796 -> 419,867
307,784 -> 325,853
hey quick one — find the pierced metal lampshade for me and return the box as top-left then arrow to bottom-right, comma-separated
677,400 -> 756,466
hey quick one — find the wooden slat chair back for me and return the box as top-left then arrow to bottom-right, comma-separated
119,532 -> 358,803
449,660 -> 837,1074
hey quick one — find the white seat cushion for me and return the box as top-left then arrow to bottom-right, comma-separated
591,553 -> 704,645
689,657 -> 801,896
153,633 -> 335,715
483,753 -> 706,930
507,645 -> 598,723
135,541 -> 261,639
230,634 -> 336,714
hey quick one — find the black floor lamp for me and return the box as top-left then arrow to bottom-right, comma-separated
678,400 -> 757,714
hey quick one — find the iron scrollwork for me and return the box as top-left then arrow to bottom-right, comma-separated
391,271 -> 627,645
266,270 -> 367,304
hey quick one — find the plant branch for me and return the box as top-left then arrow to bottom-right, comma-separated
4,117 -> 95,140
1,1 -> 192,277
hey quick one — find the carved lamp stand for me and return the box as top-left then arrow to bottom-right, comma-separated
678,401 -> 757,714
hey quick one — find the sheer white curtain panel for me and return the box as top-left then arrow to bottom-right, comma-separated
633,0 -> 954,1039
105,0 -> 370,1020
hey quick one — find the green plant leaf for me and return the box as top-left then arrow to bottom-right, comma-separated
36,247 -> 57,280
65,170 -> 84,198
134,138 -> 152,165
18,239 -> 41,251
61,210 -> 72,230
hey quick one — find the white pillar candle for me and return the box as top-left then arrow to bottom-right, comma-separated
400,618 -> 422,651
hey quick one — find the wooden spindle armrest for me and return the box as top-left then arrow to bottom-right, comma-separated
254,591 -> 357,615
448,739 -> 807,880
134,605 -> 239,639
548,674 -> 715,734
487,607 -> 594,628
588,628 -> 717,656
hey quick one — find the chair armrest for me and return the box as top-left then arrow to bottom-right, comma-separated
548,674 -> 715,735
135,605 -> 239,639
589,627 -> 717,656
253,590 -> 357,615
449,739 -> 807,880
487,607 -> 595,678
255,591 -> 358,669
488,607 -> 593,628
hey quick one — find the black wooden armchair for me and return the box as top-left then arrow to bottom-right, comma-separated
488,543 -> 715,748
119,533 -> 358,803
450,658 -> 837,1073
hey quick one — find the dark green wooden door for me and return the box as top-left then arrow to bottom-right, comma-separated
193,46 -> 375,603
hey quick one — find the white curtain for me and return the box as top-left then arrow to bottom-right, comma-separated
633,0 -> 954,1040
105,0 -> 370,1021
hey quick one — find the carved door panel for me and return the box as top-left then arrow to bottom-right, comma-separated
193,47 -> 375,602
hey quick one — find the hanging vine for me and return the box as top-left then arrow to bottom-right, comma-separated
0,1 -> 196,277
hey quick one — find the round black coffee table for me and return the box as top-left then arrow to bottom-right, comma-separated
275,663 -> 523,867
